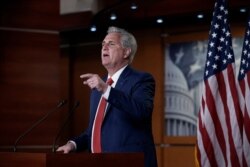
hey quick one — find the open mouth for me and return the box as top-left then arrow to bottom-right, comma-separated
103,53 -> 109,57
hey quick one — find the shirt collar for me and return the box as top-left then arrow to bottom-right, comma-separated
108,65 -> 127,87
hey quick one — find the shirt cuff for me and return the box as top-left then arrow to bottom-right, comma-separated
68,140 -> 77,150
103,85 -> 111,99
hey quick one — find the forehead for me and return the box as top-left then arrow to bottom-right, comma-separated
103,32 -> 121,42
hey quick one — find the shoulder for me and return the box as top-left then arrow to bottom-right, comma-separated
124,66 -> 154,80
120,67 -> 155,89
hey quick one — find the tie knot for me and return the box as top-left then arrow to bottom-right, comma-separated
106,78 -> 113,85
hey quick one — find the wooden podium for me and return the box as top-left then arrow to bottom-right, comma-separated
0,152 -> 144,167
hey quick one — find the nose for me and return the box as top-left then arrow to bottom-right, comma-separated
101,45 -> 106,53
102,43 -> 109,50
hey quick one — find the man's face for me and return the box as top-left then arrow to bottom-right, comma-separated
101,32 -> 129,70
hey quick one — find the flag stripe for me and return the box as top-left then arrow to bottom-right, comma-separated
243,112 -> 250,146
223,65 -> 241,167
197,97 -> 211,167
198,98 -> 217,167
205,77 -> 227,165
239,73 -> 250,167
217,70 -> 234,166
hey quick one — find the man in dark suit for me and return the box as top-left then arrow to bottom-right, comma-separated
57,26 -> 157,167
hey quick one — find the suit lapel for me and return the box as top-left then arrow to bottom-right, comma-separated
115,66 -> 131,89
104,66 -> 132,118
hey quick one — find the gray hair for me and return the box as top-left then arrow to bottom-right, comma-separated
107,26 -> 137,64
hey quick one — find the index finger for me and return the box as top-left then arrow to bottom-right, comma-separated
80,73 -> 94,79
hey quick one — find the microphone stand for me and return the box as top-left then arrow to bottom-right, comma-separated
52,101 -> 80,152
13,100 -> 67,152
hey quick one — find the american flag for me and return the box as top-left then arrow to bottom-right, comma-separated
237,18 -> 250,167
196,0 -> 243,166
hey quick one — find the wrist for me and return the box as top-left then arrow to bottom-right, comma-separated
67,141 -> 76,151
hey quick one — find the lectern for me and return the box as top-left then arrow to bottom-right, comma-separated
0,152 -> 144,167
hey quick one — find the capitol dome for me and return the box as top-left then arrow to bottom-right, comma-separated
165,54 -> 188,91
164,50 -> 197,136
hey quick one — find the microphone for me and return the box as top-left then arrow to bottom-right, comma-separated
13,100 -> 67,152
52,101 -> 80,152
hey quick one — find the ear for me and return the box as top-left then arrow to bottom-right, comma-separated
123,48 -> 131,59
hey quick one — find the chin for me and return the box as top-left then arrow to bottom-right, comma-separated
102,63 -> 110,68
102,62 -> 108,66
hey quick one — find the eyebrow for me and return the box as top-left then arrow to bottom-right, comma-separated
102,41 -> 118,45
102,40 -> 115,43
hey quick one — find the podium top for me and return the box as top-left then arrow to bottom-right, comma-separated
0,152 -> 144,167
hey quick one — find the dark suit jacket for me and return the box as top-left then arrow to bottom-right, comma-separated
73,66 -> 157,167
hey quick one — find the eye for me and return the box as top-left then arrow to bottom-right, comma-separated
102,41 -> 118,47
108,42 -> 115,46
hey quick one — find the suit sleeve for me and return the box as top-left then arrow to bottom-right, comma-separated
107,73 -> 155,121
71,128 -> 90,152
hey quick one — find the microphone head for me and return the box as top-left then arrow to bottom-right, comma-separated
57,100 -> 67,108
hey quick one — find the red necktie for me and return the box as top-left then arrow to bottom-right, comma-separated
92,78 -> 113,153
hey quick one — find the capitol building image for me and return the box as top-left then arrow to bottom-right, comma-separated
164,50 -> 197,136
